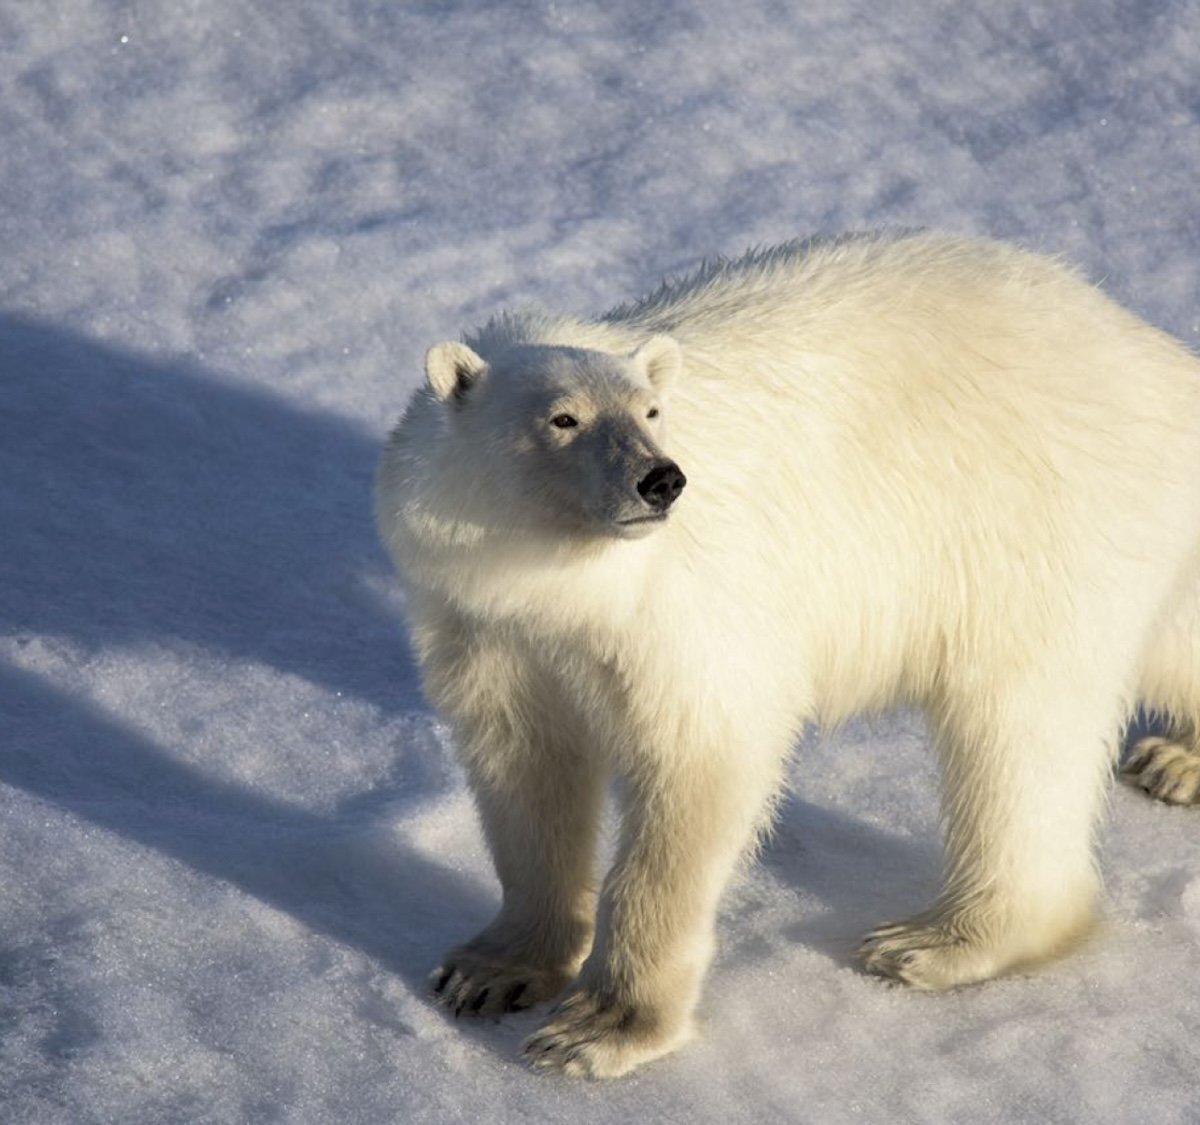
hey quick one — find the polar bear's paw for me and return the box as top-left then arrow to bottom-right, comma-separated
430,953 -> 575,1018
1122,736 -> 1200,806
857,920 -> 1006,991
522,990 -> 694,1079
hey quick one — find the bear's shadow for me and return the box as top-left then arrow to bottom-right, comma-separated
0,315 -> 470,983
759,788 -> 942,967
0,314 -> 419,713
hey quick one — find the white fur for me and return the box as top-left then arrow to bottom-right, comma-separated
375,231 -> 1200,1077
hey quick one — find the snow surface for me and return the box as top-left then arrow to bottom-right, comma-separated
2,1 -> 1200,1121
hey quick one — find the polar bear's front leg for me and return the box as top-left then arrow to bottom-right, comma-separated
523,747 -> 778,1078
430,745 -> 605,1016
423,631 -> 608,1019
431,726 -> 606,1016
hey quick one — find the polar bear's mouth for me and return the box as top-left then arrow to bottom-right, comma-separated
612,512 -> 670,537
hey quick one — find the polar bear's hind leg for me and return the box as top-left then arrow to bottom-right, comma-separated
1125,578 -> 1200,807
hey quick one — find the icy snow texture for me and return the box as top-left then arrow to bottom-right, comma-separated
2,1 -> 1199,1122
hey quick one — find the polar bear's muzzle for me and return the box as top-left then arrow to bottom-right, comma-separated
610,458 -> 686,535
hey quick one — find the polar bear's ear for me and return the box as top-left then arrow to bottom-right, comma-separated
425,341 -> 488,403
632,335 -> 682,394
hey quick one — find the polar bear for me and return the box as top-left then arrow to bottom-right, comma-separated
375,231 -> 1200,1078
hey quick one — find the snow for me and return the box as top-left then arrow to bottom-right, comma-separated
2,0 -> 1200,1120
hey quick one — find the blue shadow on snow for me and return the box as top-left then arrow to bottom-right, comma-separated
0,315 -> 477,981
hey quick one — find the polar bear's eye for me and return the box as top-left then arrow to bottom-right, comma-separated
647,406 -> 660,420
550,413 -> 579,429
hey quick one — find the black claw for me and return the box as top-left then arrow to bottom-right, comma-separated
433,968 -> 453,994
469,988 -> 489,1014
504,982 -> 528,1011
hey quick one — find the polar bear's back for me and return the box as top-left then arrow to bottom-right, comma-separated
609,231 -> 1200,506
611,231 -> 1190,395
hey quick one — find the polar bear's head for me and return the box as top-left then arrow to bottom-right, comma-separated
422,336 -> 686,540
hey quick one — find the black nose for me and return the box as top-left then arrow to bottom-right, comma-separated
637,461 -> 687,512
